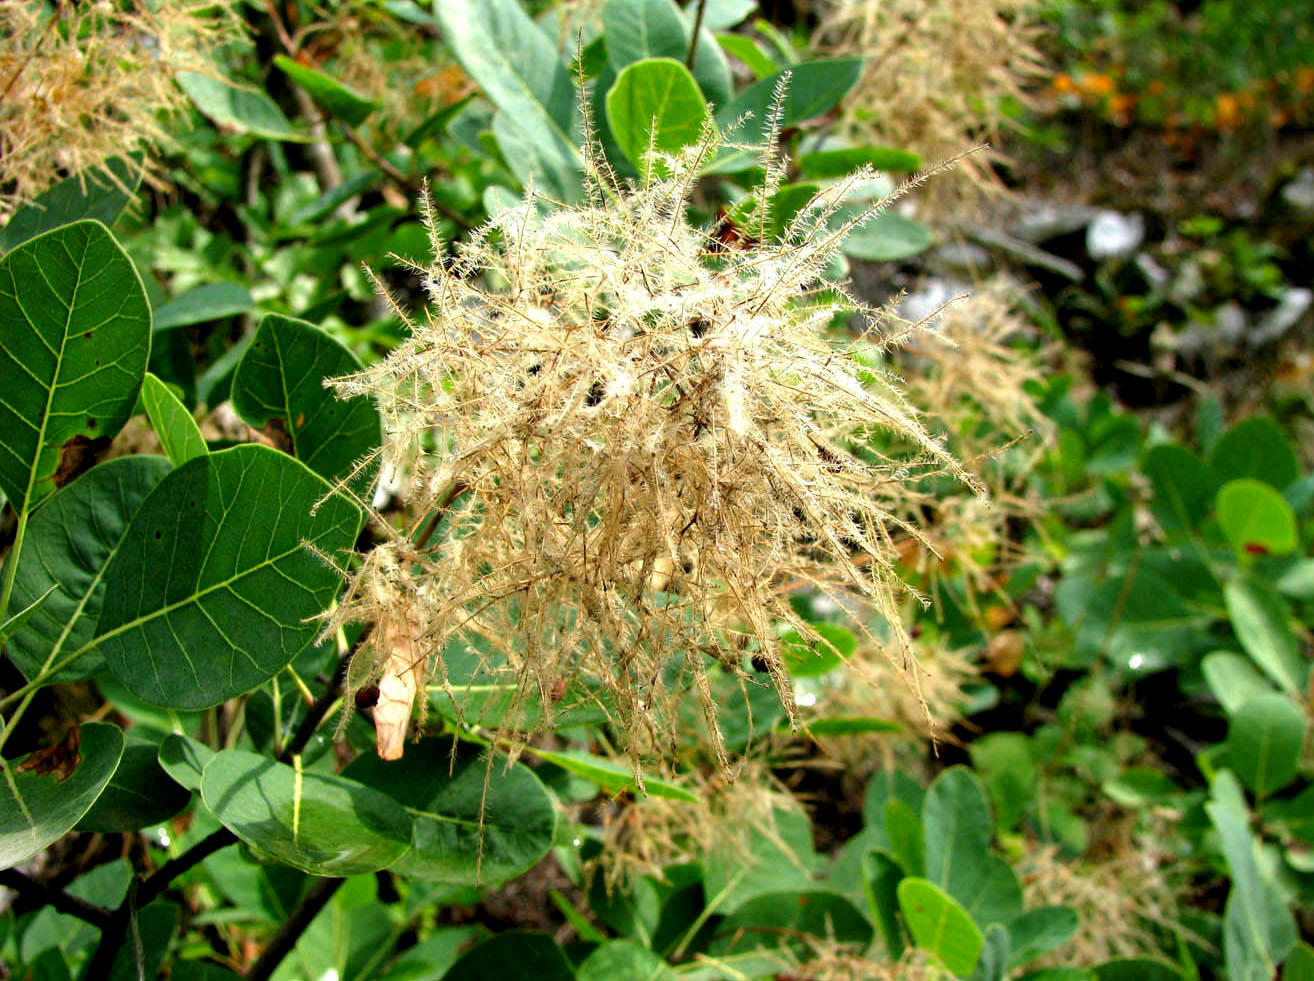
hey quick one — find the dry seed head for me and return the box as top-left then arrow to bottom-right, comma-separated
326,126 -> 988,769
0,1 -> 245,207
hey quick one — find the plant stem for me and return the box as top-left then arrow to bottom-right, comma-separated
686,0 -> 709,70
246,876 -> 345,981
0,869 -> 113,929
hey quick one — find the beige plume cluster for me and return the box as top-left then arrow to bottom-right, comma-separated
324,114 -> 988,779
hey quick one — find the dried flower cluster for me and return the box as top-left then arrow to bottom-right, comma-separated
326,118 -> 986,775
814,0 -> 1048,216
0,0 -> 244,206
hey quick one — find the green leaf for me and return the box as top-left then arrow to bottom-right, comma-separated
799,146 -> 922,177
1224,574 -> 1307,695
709,888 -> 872,956
176,71 -> 307,141
1143,444 -> 1218,535
577,939 -> 679,981
885,798 -> 925,879
1217,479 -> 1298,557
703,803 -> 814,914
153,282 -> 254,331
708,58 -> 863,172
922,766 -> 992,903
1092,961 -> 1184,981
1206,799 -> 1299,979
840,210 -> 933,262
0,220 -> 151,514
443,931 -> 575,981
717,33 -> 777,79
697,0 -> 757,31
606,58 -> 713,177
434,0 -> 582,201
76,735 -> 191,831
862,848 -> 906,959
1284,944 -> 1314,981
525,746 -> 698,802
1202,651 -> 1278,715
0,584 -> 56,652
157,733 -> 214,792
782,622 -> 857,677
201,749 -> 412,875
108,901 -> 179,981
897,877 -> 984,975
404,94 -> 475,148
971,923 -> 1010,981
602,0 -> 732,106
274,55 -> 377,127
1102,768 -> 1182,809
231,314 -> 382,489
0,722 -> 125,867
1208,417 -> 1299,490
6,456 -> 171,683
1007,906 -> 1079,967
800,716 -> 901,735
0,157 -> 142,254
343,741 -> 556,886
97,445 -> 363,709
1225,694 -> 1306,798
140,374 -> 207,467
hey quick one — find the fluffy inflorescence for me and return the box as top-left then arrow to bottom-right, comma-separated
327,132 -> 984,773
815,0 -> 1048,216
0,1 -> 244,207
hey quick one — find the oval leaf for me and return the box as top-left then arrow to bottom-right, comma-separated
1144,443 -> 1218,535
603,0 -> 732,106
176,71 -> 307,142
153,282 -> 254,332
6,456 -> 171,683
231,314 -> 381,489
0,220 -> 151,514
1203,650 -> 1278,715
157,733 -> 215,793
76,736 -> 192,832
710,888 -> 873,956
526,746 -> 698,802
140,374 -> 207,467
577,939 -> 679,981
799,146 -> 923,177
1209,416 -> 1299,490
201,749 -> 412,876
0,722 -> 125,867
607,58 -> 713,177
274,55 -> 377,127
1224,574 -> 1307,695
435,0 -> 582,201
897,877 -> 984,975
444,931 -> 575,981
840,210 -> 933,262
344,741 -> 556,886
1226,694 -> 1306,798
1217,479 -> 1298,557
98,445 -> 363,709
0,157 -> 142,254
782,621 -> 857,677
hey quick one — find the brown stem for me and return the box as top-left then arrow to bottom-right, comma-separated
0,868 -> 113,929
686,0 -> 709,70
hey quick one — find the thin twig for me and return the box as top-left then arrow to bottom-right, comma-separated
0,869 -> 113,929
340,124 -> 474,232
246,877 -> 345,981
686,0 -> 709,70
